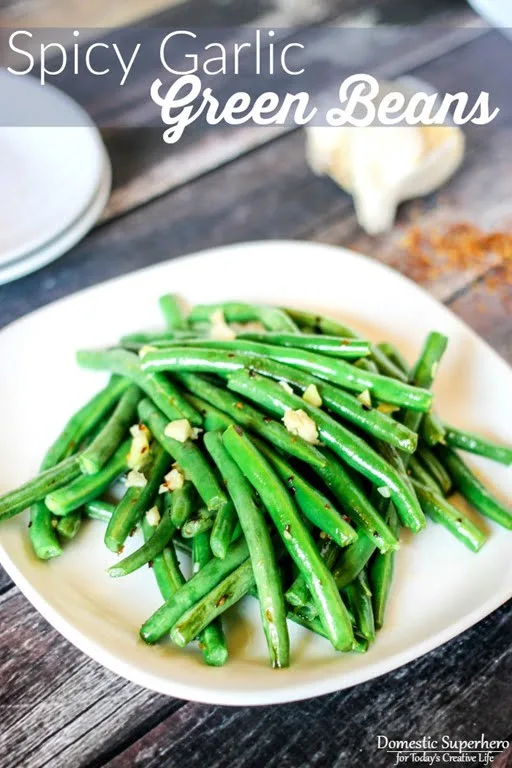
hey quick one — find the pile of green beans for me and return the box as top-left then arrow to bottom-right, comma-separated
0,296 -> 511,669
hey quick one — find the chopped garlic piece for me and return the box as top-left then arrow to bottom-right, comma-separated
302,384 -> 322,407
191,427 -> 203,440
282,408 -> 319,444
377,486 -> 391,498
164,419 -> 195,443
357,389 -> 372,409
279,380 -> 294,395
165,467 -> 185,491
145,506 -> 161,527
126,469 -> 147,488
138,345 -> 157,358
127,423 -> 151,470
377,403 -> 400,415
209,309 -> 236,341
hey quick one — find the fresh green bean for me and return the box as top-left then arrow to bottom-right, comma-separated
376,343 -> 410,376
237,356 -> 417,454
191,533 -> 229,666
418,446 -> 452,494
141,511 -> 185,601
437,446 -> 512,529
174,372 -> 326,469
237,331 -> 370,359
285,537 -> 340,609
355,358 -> 379,374
183,393 -> 232,431
401,331 -> 448,441
108,494 -> 176,577
204,430 -> 289,667
138,398 -> 227,511
281,307 -> 408,382
421,413 -> 447,446
159,293 -> 187,331
209,499 -> 239,559
0,455 -> 82,521
79,385 -> 141,474
169,482 -> 195,528
228,370 -> 425,533
343,570 -> 375,644
223,425 -> 354,651
332,529 -> 377,591
411,479 -> 488,551
29,503 -> 62,559
254,439 -> 356,547
369,504 -> 399,629
140,537 -> 250,643
46,440 -> 130,517
121,330 -> 196,346
443,425 -> 512,467
56,510 -> 82,540
77,348 -> 201,426
85,499 -> 115,523
104,442 -> 169,552
188,302 -> 298,332
409,456 -> 441,493
142,343 -> 432,412
181,508 -> 216,538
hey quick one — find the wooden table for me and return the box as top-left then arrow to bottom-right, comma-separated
0,1 -> 511,766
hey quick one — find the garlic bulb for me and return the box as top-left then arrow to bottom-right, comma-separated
305,79 -> 465,235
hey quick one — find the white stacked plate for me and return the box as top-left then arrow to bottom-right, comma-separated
0,71 -> 111,285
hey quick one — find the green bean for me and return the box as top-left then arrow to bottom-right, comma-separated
174,372 -> 326,469
209,499 -> 239,559
228,370 -> 425,534
169,482 -> 195,528
142,343 -> 432,412
104,442 -> 169,552
183,393 -> 232,431
343,570 -> 375,644
79,385 -> 141,475
409,456 -> 441,493
0,455 -> 82,521
281,307 -> 408,382
285,537 -> 340,609
159,293 -> 187,331
401,331 -> 448,442
204,430 -> 289,667
121,330 -> 197,346
223,425 -> 354,651
46,440 -> 130,517
332,529 -> 377,591
418,446 -> 452,494
181,508 -> 216,538
138,398 -> 227,511
191,533 -> 229,666
411,479 -> 488,551
237,331 -> 370,359
236,356 -> 417,454
85,499 -> 115,523
443,425 -> 512,467
437,446 -> 512,530
376,343 -> 410,376
140,537 -> 250,643
29,503 -> 62,559
355,358 -> 379,374
77,348 -> 201,426
312,451 -> 399,553
41,376 -> 130,469
369,504 -> 399,629
254,439 -> 357,548
421,413 -> 447,446
108,494 -> 176,577
171,557 -> 255,648
141,511 -> 185,601
56,510 -> 82,540
188,302 -> 298,332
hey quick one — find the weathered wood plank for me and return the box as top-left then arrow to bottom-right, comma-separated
100,604 -> 512,768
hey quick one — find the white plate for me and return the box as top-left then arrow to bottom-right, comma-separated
0,71 -> 106,266
0,150 -> 111,286
0,241 -> 511,706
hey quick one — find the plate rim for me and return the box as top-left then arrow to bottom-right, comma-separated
0,239 -> 511,706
